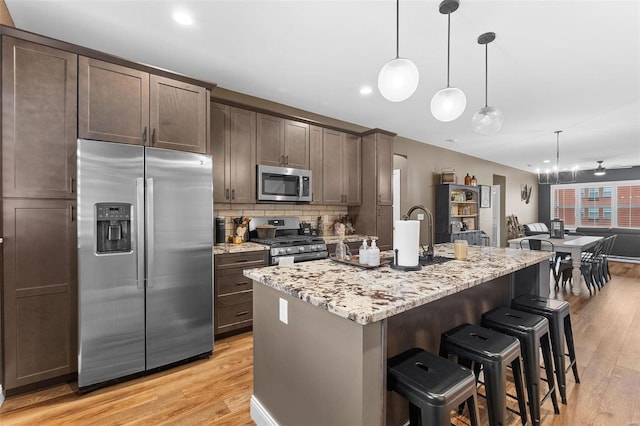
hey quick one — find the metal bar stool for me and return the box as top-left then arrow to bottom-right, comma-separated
440,324 -> 528,426
512,295 -> 580,404
387,347 -> 480,426
481,307 -> 560,426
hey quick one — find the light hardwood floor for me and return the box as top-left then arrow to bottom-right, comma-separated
1,262 -> 639,425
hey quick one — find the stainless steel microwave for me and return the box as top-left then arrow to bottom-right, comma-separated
257,164 -> 312,202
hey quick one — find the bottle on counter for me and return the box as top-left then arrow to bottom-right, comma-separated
335,237 -> 351,261
464,173 -> 471,186
368,238 -> 380,267
359,238 -> 369,265
471,175 -> 478,186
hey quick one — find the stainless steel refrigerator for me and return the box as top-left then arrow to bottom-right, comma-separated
77,139 -> 213,391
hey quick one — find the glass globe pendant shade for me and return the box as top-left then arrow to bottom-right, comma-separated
377,57 -> 420,102
430,87 -> 466,122
471,106 -> 504,134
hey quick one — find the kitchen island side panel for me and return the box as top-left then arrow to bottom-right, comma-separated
252,284 -> 385,426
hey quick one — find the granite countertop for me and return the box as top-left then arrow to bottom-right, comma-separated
213,242 -> 269,255
244,244 -> 551,326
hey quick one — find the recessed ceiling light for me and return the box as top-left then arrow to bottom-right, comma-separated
543,160 -> 551,164
359,86 -> 373,95
173,11 -> 193,26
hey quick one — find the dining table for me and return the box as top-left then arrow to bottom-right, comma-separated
508,234 -> 604,296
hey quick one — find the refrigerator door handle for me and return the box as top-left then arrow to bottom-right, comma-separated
146,177 -> 155,288
136,178 -> 145,290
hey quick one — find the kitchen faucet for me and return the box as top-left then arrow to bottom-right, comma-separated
402,205 -> 435,260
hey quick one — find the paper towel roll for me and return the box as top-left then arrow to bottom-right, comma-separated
393,220 -> 420,267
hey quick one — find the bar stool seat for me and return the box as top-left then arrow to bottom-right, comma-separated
440,324 -> 528,426
387,347 -> 480,426
482,307 -> 560,426
512,294 -> 580,404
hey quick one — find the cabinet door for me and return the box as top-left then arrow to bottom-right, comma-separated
377,134 -> 394,205
2,199 -> 77,390
322,129 -> 344,204
150,75 -> 207,153
309,125 -> 323,204
284,120 -> 309,169
211,102 -> 230,204
256,114 -> 285,166
343,134 -> 361,205
377,205 -> 393,251
228,107 -> 257,204
78,56 -> 149,146
2,37 -> 77,199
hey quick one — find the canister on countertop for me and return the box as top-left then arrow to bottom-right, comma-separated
215,217 -> 226,244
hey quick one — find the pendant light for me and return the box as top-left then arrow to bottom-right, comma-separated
471,32 -> 504,134
594,161 -> 606,176
378,0 -> 419,102
430,0 -> 466,122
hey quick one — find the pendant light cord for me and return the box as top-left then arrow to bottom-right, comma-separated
395,0 -> 400,59
446,13 -> 451,87
484,44 -> 489,107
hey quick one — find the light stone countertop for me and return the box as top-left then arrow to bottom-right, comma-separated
244,244 -> 551,325
213,242 -> 269,255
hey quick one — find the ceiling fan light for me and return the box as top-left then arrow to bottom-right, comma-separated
378,58 -> 420,102
472,106 -> 504,134
430,87 -> 466,122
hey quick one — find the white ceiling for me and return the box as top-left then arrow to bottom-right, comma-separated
6,0 -> 640,173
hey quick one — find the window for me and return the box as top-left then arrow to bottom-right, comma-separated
552,187 -> 576,226
617,184 -> 640,228
551,181 -> 639,229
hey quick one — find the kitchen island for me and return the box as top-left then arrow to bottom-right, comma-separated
244,244 -> 551,426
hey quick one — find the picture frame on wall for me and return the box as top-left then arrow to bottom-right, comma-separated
480,185 -> 491,208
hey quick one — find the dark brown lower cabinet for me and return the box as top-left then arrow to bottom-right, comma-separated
2,199 -> 77,394
214,251 -> 267,337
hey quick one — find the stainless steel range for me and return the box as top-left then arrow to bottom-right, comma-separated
250,217 -> 328,265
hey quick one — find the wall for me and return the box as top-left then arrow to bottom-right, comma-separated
0,0 -> 14,26
538,166 -> 640,224
393,137 -> 539,247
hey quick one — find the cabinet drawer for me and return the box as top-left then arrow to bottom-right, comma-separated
215,251 -> 267,269
216,292 -> 253,330
217,270 -> 253,295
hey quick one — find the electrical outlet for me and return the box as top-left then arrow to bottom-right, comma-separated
417,213 -> 425,220
279,298 -> 288,324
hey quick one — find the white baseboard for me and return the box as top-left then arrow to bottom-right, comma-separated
250,395 -> 279,426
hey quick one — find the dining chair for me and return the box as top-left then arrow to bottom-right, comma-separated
519,239 -> 567,290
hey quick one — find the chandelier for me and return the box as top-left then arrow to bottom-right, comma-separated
537,130 -> 578,184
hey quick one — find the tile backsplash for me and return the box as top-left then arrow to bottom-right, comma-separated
215,203 -> 348,242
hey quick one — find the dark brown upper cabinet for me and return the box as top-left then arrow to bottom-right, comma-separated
211,103 -> 257,205
79,57 -> 208,154
322,129 -> 361,206
257,114 -> 309,170
2,36 -> 77,199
